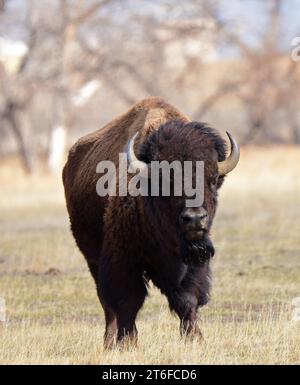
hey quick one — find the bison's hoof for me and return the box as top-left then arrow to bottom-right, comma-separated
181,324 -> 204,342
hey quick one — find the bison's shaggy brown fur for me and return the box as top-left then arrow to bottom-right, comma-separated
63,97 -> 228,348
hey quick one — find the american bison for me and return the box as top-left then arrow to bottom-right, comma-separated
63,97 -> 239,348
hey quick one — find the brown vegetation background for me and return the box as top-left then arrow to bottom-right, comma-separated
0,0 -> 300,174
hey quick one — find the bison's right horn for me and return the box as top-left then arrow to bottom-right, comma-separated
218,131 -> 240,175
127,132 -> 149,176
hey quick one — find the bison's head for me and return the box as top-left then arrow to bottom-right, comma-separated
127,120 -> 239,263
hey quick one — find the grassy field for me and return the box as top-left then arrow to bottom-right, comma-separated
0,146 -> 300,364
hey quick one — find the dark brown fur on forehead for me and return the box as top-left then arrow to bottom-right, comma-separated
139,120 -> 227,164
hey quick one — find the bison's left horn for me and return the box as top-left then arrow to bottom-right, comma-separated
127,132 -> 149,176
218,132 -> 240,175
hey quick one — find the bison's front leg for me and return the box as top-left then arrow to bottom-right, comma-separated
115,300 -> 141,347
167,261 -> 211,339
98,255 -> 147,348
169,291 -> 203,339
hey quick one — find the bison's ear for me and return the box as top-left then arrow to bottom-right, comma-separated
217,175 -> 225,189
214,136 -> 227,163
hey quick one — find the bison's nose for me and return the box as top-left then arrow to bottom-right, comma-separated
180,207 -> 209,230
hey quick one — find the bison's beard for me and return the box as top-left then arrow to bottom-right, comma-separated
181,236 -> 215,266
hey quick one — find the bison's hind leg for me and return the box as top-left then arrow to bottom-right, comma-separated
70,220 -> 102,285
100,302 -> 117,349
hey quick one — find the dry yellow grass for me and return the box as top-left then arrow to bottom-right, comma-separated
0,146 -> 300,364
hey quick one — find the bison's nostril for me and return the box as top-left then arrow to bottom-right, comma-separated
180,208 -> 208,228
180,214 -> 193,225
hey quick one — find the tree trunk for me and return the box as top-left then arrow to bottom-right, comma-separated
4,103 -> 34,174
292,125 -> 300,144
47,125 -> 67,174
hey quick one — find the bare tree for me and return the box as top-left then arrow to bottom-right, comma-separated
0,0 -> 119,173
0,0 -> 299,175
0,1 -> 38,173
191,0 -> 300,144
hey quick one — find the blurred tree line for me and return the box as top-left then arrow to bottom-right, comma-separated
0,0 -> 299,174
